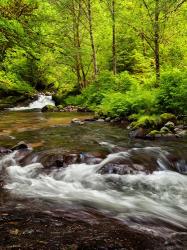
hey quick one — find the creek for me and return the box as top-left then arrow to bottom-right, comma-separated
0,110 -> 186,249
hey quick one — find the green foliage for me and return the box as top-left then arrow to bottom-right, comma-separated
98,85 -> 157,118
0,70 -> 35,96
0,0 -> 186,115
64,71 -> 139,110
157,69 -> 187,115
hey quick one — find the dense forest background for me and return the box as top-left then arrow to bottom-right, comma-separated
0,0 -> 187,118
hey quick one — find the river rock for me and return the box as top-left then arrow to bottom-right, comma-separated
97,119 -> 105,122
71,118 -> 84,125
130,128 -> 146,139
20,149 -> 81,168
77,107 -> 91,112
11,141 -> 29,151
0,147 -> 12,156
176,130 -> 187,137
105,117 -> 111,122
41,105 -> 58,112
160,126 -> 171,134
164,121 -> 175,131
83,118 -> 96,122
80,152 -> 103,164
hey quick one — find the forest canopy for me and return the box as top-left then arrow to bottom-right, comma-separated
0,0 -> 187,116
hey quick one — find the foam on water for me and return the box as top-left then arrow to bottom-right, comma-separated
1,147 -> 186,229
9,95 -> 55,111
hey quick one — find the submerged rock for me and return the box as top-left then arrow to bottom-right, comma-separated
20,150 -> 81,168
20,149 -> 104,168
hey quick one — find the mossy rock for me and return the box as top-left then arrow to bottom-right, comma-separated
130,115 -> 162,130
148,130 -> 161,136
160,126 -> 171,134
57,105 -> 65,110
164,121 -> 175,131
160,113 -> 177,124
41,105 -> 58,112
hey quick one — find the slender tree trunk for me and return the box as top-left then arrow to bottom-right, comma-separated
112,0 -> 116,75
73,14 -> 81,87
72,0 -> 86,89
87,0 -> 98,79
154,0 -> 160,84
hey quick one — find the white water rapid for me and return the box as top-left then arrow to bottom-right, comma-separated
9,95 -> 55,111
0,147 -> 186,229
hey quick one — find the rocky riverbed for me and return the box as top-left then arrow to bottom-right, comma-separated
0,111 -> 187,249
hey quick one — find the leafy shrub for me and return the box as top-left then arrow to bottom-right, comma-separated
157,69 -> 187,115
98,87 -> 157,118
65,71 -> 140,110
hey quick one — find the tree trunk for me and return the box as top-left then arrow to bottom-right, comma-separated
154,0 -> 160,85
112,0 -> 116,75
72,0 -> 86,89
87,0 -> 98,79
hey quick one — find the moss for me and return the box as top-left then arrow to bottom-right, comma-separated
41,105 -> 57,112
57,104 -> 64,110
148,130 -> 161,136
160,113 -> 177,124
160,126 -> 171,134
130,115 -> 162,129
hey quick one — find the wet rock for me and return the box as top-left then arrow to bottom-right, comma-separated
97,119 -> 105,122
83,118 -> 96,122
80,152 -> 103,164
77,107 -> 91,112
20,149 -> 81,168
174,127 -> 182,133
105,117 -> 111,122
165,121 -> 175,131
130,128 -> 146,139
57,105 -> 64,111
0,147 -> 12,155
163,133 -> 176,138
11,141 -> 29,151
176,130 -> 187,137
160,126 -> 171,134
62,105 -> 78,112
71,118 -> 84,125
176,124 -> 185,130
110,117 -> 121,123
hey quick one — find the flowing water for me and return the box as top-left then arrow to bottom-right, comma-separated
0,111 -> 187,249
8,95 -> 55,111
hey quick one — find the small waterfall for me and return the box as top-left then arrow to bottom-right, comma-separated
9,95 -> 55,111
